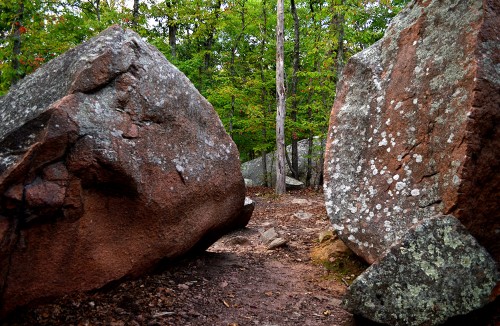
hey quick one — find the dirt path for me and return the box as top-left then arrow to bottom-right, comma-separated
4,187 -> 369,326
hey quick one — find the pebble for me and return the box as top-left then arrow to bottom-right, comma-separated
267,237 -> 287,250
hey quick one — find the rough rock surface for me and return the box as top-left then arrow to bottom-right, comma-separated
324,0 -> 500,264
242,138 -> 324,187
343,215 -> 499,326
0,26 -> 249,316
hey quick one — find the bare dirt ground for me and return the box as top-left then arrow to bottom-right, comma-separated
2,187 -> 499,326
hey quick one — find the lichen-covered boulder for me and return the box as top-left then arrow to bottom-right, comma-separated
324,0 -> 500,264
0,25 -> 250,316
343,215 -> 499,326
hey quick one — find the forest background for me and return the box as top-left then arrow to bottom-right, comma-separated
0,0 -> 409,185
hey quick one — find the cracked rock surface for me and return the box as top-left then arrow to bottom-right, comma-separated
0,25 -> 249,316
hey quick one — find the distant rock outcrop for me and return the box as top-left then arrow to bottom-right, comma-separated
242,138 -> 324,187
324,0 -> 499,324
0,25 -> 250,316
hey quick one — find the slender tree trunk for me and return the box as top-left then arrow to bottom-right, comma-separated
306,124 -> 313,187
132,0 -> 139,26
204,0 -> 222,70
228,1 -> 246,139
166,1 -> 177,58
260,0 -> 269,187
335,0 -> 345,78
290,0 -> 300,180
95,0 -> 101,21
305,0 -> 316,187
275,0 -> 286,195
168,24 -> 177,58
11,1 -> 24,85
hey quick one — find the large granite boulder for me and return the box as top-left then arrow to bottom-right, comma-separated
324,0 -> 499,264
324,0 -> 499,324
343,215 -> 499,326
0,25 -> 250,316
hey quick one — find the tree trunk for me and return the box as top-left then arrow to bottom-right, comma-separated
275,0 -> 286,195
305,107 -> 313,187
95,0 -> 101,21
260,0 -> 269,187
228,1 -> 246,139
335,0 -> 345,78
168,24 -> 177,58
290,0 -> 300,180
166,1 -> 177,58
11,0 -> 24,85
132,0 -> 139,26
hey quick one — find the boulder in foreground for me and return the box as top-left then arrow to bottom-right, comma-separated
0,25 -> 250,316
323,0 -> 500,264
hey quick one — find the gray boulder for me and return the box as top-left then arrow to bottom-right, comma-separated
343,215 -> 499,326
242,137 -> 325,187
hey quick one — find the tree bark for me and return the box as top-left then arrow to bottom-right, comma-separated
167,1 -> 177,58
229,0 -> 246,139
11,0 -> 24,85
260,0 -> 269,187
275,0 -> 286,195
132,0 -> 139,26
95,0 -> 101,22
290,0 -> 300,180
335,0 -> 345,78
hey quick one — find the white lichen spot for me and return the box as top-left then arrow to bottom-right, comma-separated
413,154 -> 423,163
333,224 -> 345,231
393,174 -> 400,181
348,226 -> 359,233
411,189 -> 420,196
378,138 -> 388,146
372,168 -> 378,176
376,204 -> 382,210
447,133 -> 455,143
175,164 -> 185,173
461,256 -> 471,268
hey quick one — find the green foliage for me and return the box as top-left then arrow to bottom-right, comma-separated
0,0 -> 410,160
